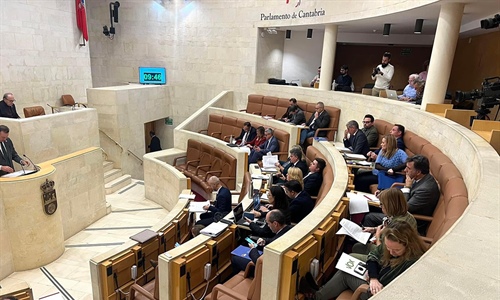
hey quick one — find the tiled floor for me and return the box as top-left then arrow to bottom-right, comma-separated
0,180 -> 169,300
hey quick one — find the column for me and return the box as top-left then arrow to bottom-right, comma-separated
319,24 -> 338,91
421,3 -> 464,110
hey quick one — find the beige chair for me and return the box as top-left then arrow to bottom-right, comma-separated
205,256 -> 263,300
425,103 -> 453,117
444,109 -> 477,128
129,265 -> 159,300
23,106 -> 45,118
378,89 -> 387,98
471,119 -> 500,154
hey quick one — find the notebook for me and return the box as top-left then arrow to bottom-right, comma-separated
130,229 -> 158,243
386,89 -> 398,100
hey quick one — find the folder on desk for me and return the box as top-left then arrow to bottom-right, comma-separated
200,222 -> 229,237
231,245 -> 262,262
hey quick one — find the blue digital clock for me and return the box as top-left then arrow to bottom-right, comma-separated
139,67 -> 166,85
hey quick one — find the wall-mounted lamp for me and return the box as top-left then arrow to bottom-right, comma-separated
103,1 -> 121,40
286,30 -> 291,39
307,28 -> 313,39
383,24 -> 391,36
414,19 -> 424,34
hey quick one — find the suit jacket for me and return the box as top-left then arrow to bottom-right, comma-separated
306,110 -> 330,136
0,138 -> 23,176
236,127 -> 257,144
249,225 -> 292,263
148,136 -> 161,152
283,159 -> 308,178
258,136 -> 279,155
0,101 -> 21,119
303,172 -> 323,197
208,186 -> 232,215
289,191 -> 315,223
343,131 -> 370,156
247,136 -> 266,147
289,110 -> 306,125
404,173 -> 440,233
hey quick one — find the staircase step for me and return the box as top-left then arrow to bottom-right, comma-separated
104,169 -> 122,184
105,175 -> 132,195
103,161 -> 114,172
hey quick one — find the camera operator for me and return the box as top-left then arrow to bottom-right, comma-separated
371,52 -> 395,97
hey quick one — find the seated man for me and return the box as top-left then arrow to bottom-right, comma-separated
332,65 -> 353,92
398,74 -> 419,102
303,158 -> 326,197
232,210 -> 292,273
367,124 -> 405,160
0,93 -> 21,119
195,176 -> 232,227
360,114 -> 379,148
343,120 -> 370,156
281,98 -> 302,121
285,180 -> 315,223
363,155 -> 439,234
274,147 -> 308,183
248,128 -> 279,164
286,105 -> 306,125
299,102 -> 330,146
234,121 -> 256,146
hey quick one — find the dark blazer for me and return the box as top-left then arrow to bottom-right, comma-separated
148,136 -> 161,152
248,136 -> 279,163
249,207 -> 291,238
303,172 -> 323,197
0,101 -> 21,119
208,186 -> 232,215
283,160 -> 308,178
289,110 -> 306,125
405,173 -> 440,233
0,138 -> 23,176
289,190 -> 315,223
306,110 -> 330,136
249,225 -> 293,262
236,127 -> 256,144
343,131 -> 370,156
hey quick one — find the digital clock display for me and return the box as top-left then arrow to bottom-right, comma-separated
139,67 -> 166,85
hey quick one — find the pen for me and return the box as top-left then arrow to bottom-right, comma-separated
363,195 -> 372,201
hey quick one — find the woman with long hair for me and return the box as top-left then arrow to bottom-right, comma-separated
300,220 -> 426,299
246,126 -> 267,148
352,188 -> 417,261
354,134 -> 407,193
247,186 -> 290,237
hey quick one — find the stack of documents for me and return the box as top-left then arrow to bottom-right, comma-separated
336,218 -> 371,244
344,153 -> 367,160
346,192 -> 370,214
200,222 -> 229,237
188,200 -> 210,213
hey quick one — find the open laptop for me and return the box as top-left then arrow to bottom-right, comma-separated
386,89 -> 399,100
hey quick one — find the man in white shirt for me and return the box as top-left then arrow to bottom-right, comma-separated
371,52 -> 395,96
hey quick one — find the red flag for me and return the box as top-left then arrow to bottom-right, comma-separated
76,0 -> 88,41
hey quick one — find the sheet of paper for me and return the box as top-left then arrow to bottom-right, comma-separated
188,200 -> 210,213
336,218 -> 371,244
335,253 -> 368,281
356,161 -> 373,166
346,192 -> 370,214
251,174 -> 269,180
344,153 -> 367,160
262,154 -> 278,169
179,194 -> 195,199
1,169 -> 37,178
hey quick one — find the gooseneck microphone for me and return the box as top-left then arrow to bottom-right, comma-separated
23,154 -> 40,172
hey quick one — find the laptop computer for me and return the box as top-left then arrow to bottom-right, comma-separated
386,89 -> 398,100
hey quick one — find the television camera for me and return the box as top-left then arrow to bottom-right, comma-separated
456,77 -> 500,120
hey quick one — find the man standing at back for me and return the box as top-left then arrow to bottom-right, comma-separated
299,102 -> 330,146
371,52 -> 394,96
0,93 -> 21,119
361,114 -> 379,148
0,125 -> 30,176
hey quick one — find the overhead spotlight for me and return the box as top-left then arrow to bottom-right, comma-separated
286,30 -> 291,39
383,24 -> 391,36
480,14 -> 500,29
414,19 -> 424,34
307,28 -> 313,39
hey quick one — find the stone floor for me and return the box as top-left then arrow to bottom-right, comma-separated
0,180 -> 169,300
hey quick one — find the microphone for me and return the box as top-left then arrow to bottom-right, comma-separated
23,154 -> 40,172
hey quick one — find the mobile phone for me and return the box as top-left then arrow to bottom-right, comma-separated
245,237 -> 257,247
243,212 -> 255,221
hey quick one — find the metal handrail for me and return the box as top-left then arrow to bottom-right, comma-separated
99,129 -> 143,165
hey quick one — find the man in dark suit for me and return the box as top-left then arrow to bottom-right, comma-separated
0,125 -> 29,176
363,155 -> 439,234
248,128 -> 279,163
285,180 -> 315,223
287,105 -> 306,125
303,158 -> 326,197
235,122 -> 256,146
0,93 -> 21,119
281,98 -> 302,121
274,147 -> 308,182
343,120 -> 370,156
195,176 -> 232,226
248,209 -> 292,262
299,102 -> 330,145
148,131 -> 162,152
